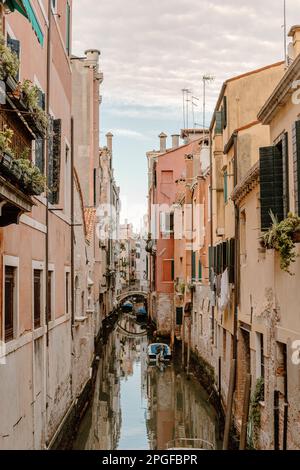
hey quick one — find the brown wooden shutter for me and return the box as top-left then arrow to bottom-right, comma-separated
34,270 -> 41,329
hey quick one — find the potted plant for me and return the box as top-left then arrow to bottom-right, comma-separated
14,158 -> 46,195
0,33 -> 19,83
20,80 -> 48,132
0,126 -> 14,169
261,212 -> 300,274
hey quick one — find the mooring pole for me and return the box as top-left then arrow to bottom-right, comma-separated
223,359 -> 236,450
239,373 -> 251,450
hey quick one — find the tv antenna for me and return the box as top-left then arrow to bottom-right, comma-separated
202,75 -> 215,142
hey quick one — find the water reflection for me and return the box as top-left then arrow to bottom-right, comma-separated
73,315 -> 220,450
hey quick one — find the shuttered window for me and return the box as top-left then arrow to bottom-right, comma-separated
176,307 -> 183,325
293,121 -> 300,215
47,271 -> 52,323
222,96 -> 227,129
215,111 -> 222,135
198,260 -> 202,281
281,132 -> 289,217
34,270 -> 42,329
162,260 -> 174,282
5,266 -> 16,342
48,118 -> 62,205
35,137 -> 44,173
259,145 -> 284,230
7,37 -> 20,80
192,252 -> 196,280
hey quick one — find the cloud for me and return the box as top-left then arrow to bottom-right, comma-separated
73,0 -> 298,111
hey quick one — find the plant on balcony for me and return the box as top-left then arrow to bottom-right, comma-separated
20,80 -> 48,131
261,212 -> 300,274
0,33 -> 19,81
14,158 -> 46,195
0,125 -> 14,156
175,281 -> 185,295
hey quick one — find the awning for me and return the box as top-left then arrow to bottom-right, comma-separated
22,0 -> 44,46
2,0 -> 27,18
3,0 -> 44,46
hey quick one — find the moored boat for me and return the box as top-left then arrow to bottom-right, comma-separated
148,343 -> 171,362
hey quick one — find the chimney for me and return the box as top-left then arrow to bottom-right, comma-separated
288,26 -> 300,59
159,132 -> 167,153
171,134 -> 180,149
106,132 -> 113,152
85,49 -> 101,66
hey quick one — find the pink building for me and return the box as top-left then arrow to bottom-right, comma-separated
147,133 -> 202,336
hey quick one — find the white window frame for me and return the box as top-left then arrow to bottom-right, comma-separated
65,267 -> 71,316
32,261 -> 45,331
3,256 -> 19,342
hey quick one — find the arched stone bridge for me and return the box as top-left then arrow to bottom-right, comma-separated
116,290 -> 148,306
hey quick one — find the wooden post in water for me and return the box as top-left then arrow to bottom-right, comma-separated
274,390 -> 280,450
239,373 -> 251,450
223,359 -> 236,450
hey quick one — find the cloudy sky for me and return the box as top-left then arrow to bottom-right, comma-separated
72,0 -> 298,229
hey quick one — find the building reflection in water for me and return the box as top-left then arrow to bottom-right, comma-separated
73,315 -> 220,450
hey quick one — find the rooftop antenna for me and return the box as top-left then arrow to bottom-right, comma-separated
192,96 -> 199,133
181,89 -> 188,129
186,89 -> 192,129
202,75 -> 215,143
283,0 -> 288,66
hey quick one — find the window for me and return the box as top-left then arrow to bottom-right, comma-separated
215,111 -> 222,135
47,270 -> 53,323
240,210 -> 247,264
259,144 -> 285,230
66,2 -> 71,55
5,266 -> 16,342
162,259 -> 174,282
191,252 -> 196,280
256,333 -> 265,398
176,307 -> 183,326
199,313 -> 203,336
33,270 -> 42,329
276,342 -> 288,400
65,271 -> 70,315
64,144 -> 70,216
198,259 -> 202,281
7,36 -> 20,80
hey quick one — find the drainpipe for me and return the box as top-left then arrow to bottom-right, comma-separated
209,132 -> 215,344
71,117 -> 75,328
44,0 -> 52,448
233,132 -> 239,362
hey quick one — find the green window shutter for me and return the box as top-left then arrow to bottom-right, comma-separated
215,111 -> 222,135
198,260 -> 202,281
66,2 -> 71,55
259,145 -> 284,230
192,252 -> 196,280
282,132 -> 289,217
293,121 -> 300,216
222,241 -> 227,272
224,171 -> 228,203
48,118 -> 62,205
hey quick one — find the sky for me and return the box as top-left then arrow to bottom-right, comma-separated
72,0 -> 299,230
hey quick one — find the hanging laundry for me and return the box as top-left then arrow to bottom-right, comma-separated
220,268 -> 230,312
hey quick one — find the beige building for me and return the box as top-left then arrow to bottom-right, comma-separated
230,26 -> 300,449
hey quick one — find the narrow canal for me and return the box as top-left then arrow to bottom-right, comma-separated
73,314 -> 221,450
